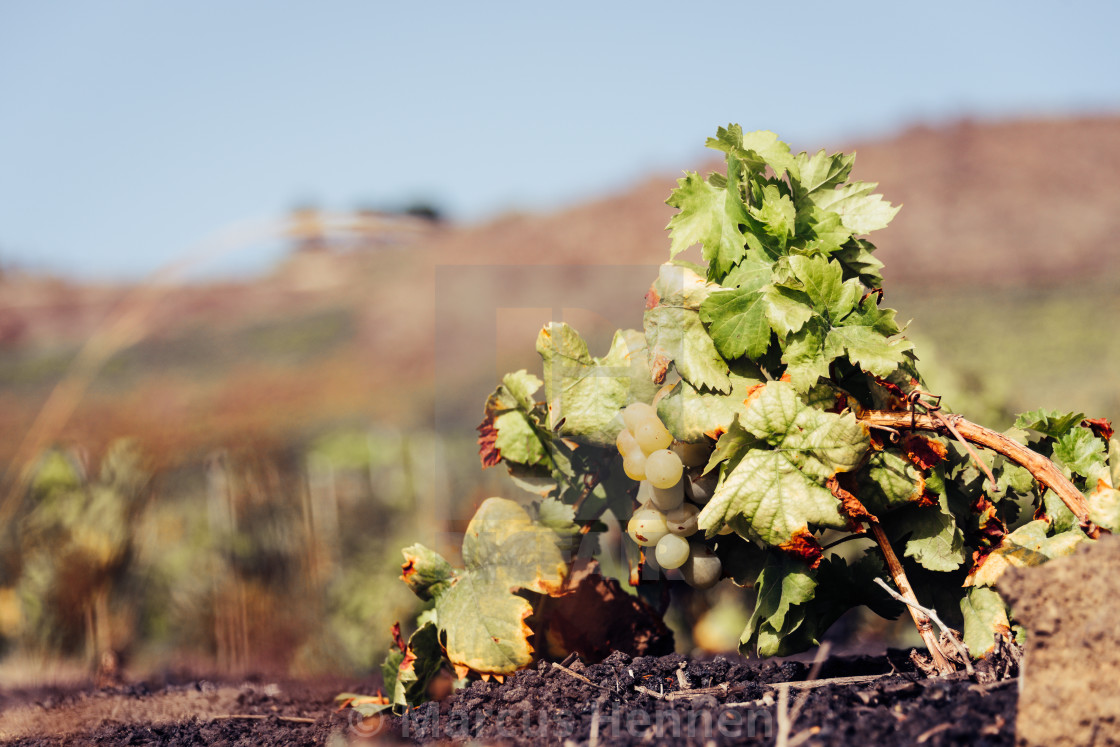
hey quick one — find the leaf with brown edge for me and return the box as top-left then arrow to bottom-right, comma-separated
971,495 -> 1007,550
779,527 -> 824,570
644,285 -> 660,310
478,370 -> 547,468
901,435 -> 948,470
644,305 -> 732,393
391,622 -> 406,652
698,381 -> 869,547
477,417 -> 501,468
859,450 -> 926,515
1088,478 -> 1120,532
965,519 -> 1087,587
434,498 -> 569,675
391,623 -> 449,711
400,544 -> 455,602
916,487 -> 939,508
828,474 -> 874,531
1083,417 -> 1115,441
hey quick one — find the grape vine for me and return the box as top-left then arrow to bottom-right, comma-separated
360,125 -> 1119,715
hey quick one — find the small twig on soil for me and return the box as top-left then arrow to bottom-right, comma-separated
212,714 -> 317,724
916,722 -> 952,743
775,685 -> 792,747
873,578 -> 975,676
551,662 -> 609,690
778,673 -> 890,690
633,683 -> 730,701
724,672 -> 894,708
675,661 -> 691,690
868,523 -> 956,676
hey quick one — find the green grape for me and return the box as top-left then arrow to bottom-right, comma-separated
672,441 -> 710,467
621,402 -> 659,433
685,474 -> 716,505
627,507 -> 668,547
635,420 -> 674,454
616,428 -> 640,458
645,449 -> 683,489
623,451 -> 647,481
649,480 -> 684,511
654,533 -> 690,569
665,503 -> 699,537
680,543 -> 722,589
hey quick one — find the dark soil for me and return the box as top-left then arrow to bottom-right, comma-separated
0,650 -> 1018,746
387,650 -> 1016,746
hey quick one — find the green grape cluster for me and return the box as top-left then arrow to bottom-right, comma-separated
618,403 -> 724,588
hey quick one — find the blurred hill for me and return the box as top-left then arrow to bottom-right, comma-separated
1,115 -> 1118,473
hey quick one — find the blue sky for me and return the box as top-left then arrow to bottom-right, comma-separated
2,1 -> 1118,279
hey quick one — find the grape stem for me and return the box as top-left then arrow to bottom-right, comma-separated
857,410 -> 1104,538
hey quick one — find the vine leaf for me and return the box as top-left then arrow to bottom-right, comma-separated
805,181 -> 899,235
665,171 -> 748,276
1052,427 -> 1108,481
859,450 -> 927,515
766,256 -> 912,389
750,185 -> 797,244
702,417 -> 757,476
899,494 -> 967,573
705,125 -> 798,177
697,380 -> 868,546
1014,408 -> 1086,438
537,324 -> 656,446
966,519 -> 1088,587
743,553 -> 817,656
699,261 -> 772,360
404,498 -> 569,675
651,262 -> 719,310
478,371 -> 545,468
791,150 -> 855,198
959,587 -> 1011,657
493,411 -> 547,466
645,305 -> 732,393
787,254 -> 861,319
391,623 -> 447,711
400,544 -> 456,601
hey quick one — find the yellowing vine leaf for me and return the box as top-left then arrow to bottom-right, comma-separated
433,498 -> 568,675
966,519 -> 1088,587
1087,479 -> 1120,532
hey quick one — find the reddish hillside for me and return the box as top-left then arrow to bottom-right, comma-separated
1,115 -> 1117,470
430,116 -> 1120,287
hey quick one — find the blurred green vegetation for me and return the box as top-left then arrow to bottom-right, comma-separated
0,427 -> 506,678
895,277 -> 1120,429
